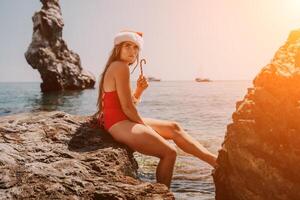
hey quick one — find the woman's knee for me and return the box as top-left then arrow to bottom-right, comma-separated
170,121 -> 182,132
169,121 -> 185,139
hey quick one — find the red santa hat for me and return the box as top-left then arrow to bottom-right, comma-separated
114,30 -> 144,51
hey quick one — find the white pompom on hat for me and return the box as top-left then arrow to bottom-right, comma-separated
114,30 -> 144,51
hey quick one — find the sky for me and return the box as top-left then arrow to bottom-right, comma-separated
0,0 -> 300,82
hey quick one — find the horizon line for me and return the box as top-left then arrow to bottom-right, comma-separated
0,79 -> 252,83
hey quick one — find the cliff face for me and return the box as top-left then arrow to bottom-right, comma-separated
25,0 -> 95,92
213,30 -> 300,200
0,111 -> 174,199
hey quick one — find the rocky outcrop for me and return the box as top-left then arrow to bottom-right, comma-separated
213,30 -> 300,200
25,0 -> 95,92
0,111 -> 174,199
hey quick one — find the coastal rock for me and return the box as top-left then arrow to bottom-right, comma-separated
0,111 -> 174,199
213,30 -> 300,199
25,0 -> 95,92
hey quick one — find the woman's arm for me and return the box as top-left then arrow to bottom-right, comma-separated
131,89 -> 142,106
114,62 -> 145,125
131,74 -> 148,105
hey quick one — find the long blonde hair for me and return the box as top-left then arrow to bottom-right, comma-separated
93,42 -> 140,118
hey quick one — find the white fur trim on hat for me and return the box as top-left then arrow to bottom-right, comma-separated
114,31 -> 144,51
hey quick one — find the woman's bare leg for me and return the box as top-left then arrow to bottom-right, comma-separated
108,120 -> 177,188
143,118 -> 217,167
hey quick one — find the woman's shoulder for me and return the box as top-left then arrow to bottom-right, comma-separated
110,61 -> 127,68
109,61 -> 129,74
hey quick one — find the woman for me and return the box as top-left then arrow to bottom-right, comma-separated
96,30 -> 217,188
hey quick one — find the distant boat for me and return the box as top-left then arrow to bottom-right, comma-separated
147,76 -> 161,82
195,78 -> 211,82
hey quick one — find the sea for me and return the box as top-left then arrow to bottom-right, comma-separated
0,80 -> 252,200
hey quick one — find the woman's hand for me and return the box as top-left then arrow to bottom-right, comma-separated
136,75 -> 149,94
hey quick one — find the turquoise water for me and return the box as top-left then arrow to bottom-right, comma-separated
0,80 -> 252,199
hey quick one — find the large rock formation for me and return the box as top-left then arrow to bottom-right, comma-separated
0,111 -> 174,199
25,0 -> 95,92
213,30 -> 300,200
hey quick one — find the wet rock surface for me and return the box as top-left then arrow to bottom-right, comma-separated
25,0 -> 95,92
0,111 -> 174,199
213,30 -> 300,200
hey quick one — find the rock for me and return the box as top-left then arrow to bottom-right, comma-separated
293,29 -> 300,68
213,30 -> 300,200
0,111 -> 174,199
25,0 -> 95,92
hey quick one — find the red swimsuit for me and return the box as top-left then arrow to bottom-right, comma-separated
98,90 -> 129,131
